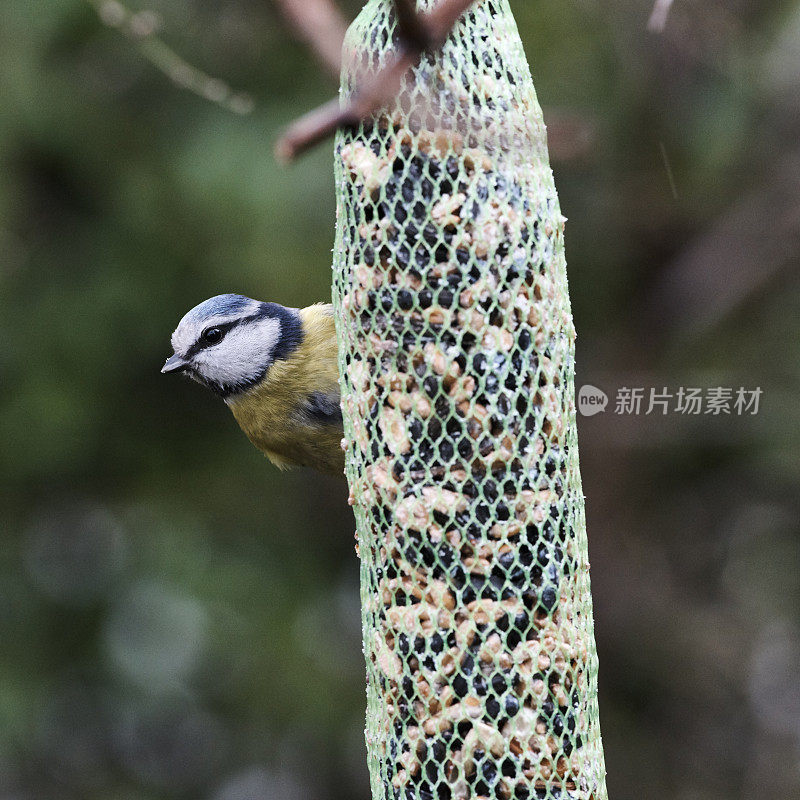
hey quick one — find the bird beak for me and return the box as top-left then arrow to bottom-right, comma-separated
161,354 -> 189,374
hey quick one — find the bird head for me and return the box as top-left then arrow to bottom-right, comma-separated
162,294 -> 303,398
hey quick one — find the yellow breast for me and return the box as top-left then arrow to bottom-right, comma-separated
227,304 -> 344,474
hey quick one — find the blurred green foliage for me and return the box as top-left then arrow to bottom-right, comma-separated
1,1 -> 799,798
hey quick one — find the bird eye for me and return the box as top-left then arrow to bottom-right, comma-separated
202,327 -> 224,345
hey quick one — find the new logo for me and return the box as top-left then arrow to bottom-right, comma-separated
578,385 -> 608,417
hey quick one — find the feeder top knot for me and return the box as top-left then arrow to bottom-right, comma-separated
340,0 -> 551,170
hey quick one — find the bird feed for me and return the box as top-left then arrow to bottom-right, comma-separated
332,2 -> 609,798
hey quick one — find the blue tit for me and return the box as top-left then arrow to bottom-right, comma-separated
162,294 -> 343,475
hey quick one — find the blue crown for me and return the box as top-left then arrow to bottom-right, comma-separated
187,294 -> 257,322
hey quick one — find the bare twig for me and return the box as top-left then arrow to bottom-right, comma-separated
272,0 -> 350,79
275,48 -> 417,162
275,0 -> 479,163
658,141 -> 679,199
89,0 -> 254,114
422,0 -> 480,45
648,153 -> 800,339
648,0 -> 675,33
394,0 -> 432,49
542,109 -> 597,163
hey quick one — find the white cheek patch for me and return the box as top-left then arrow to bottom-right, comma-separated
192,316 -> 282,388
171,325 -> 195,356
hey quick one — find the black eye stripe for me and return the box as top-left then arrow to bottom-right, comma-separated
186,323 -> 233,356
184,312 -> 269,358
183,306 -> 304,398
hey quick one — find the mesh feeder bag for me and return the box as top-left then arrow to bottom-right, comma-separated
332,2 -> 609,798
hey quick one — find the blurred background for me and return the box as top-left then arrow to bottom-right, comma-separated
1,0 -> 799,798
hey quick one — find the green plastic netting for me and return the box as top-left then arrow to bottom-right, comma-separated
332,2 -> 608,799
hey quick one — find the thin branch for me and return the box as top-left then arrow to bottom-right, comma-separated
89,0 -> 254,114
272,0 -> 350,80
658,141 -> 679,199
648,0 -> 675,33
275,49 -> 416,163
648,153 -> 800,340
422,0 -> 480,45
544,108 -> 597,163
275,0 -> 479,163
394,0 -> 432,50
